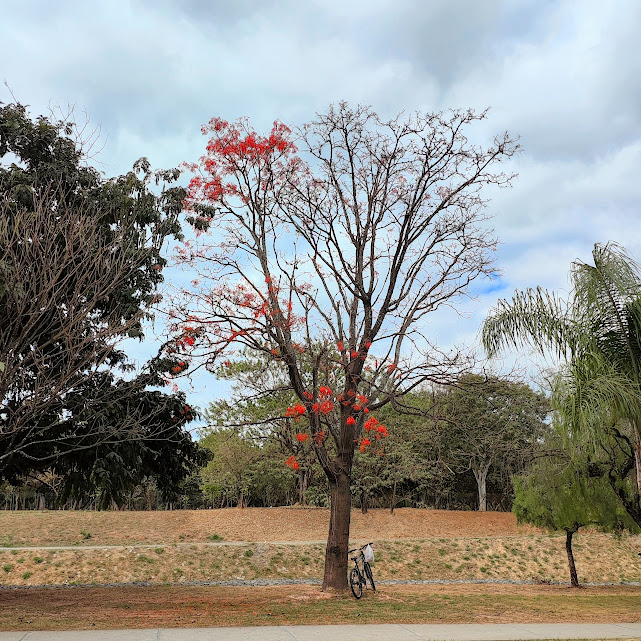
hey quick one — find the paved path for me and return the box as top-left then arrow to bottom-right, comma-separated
1,623 -> 641,640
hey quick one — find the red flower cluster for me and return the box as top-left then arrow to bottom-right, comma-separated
359,438 -> 371,452
364,417 -> 379,431
285,455 -> 299,471
319,386 -> 332,398
171,361 -> 186,373
363,417 -> 387,438
296,433 -> 309,443
285,404 -> 306,418
346,416 -> 356,426
319,400 -> 334,414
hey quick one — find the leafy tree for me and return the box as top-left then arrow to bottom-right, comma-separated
51,390 -> 207,509
199,428 -> 294,508
513,435 -> 638,586
355,391 -> 437,513
0,102 -> 192,479
483,243 -> 641,521
168,103 -> 518,590
435,374 -> 549,511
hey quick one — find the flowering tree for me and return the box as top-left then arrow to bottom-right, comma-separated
167,103 -> 518,590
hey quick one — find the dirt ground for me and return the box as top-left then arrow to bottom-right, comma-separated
0,507 -> 539,546
1,583 -> 640,631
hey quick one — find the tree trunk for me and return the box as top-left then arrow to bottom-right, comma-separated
390,479 -> 397,515
322,471 -> 352,591
473,462 -> 490,512
633,437 -> 641,500
565,527 -> 580,587
298,468 -> 309,506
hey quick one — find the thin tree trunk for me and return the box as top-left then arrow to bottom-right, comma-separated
361,490 -> 368,514
322,472 -> 351,591
565,527 -> 580,587
390,479 -> 397,515
298,468 -> 309,506
633,436 -> 641,500
473,462 -> 490,512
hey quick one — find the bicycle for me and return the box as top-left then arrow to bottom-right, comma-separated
348,542 -> 376,599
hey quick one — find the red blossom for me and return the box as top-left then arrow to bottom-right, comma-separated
376,425 -> 389,437
359,438 -> 371,452
346,416 -> 356,425
337,341 -> 344,351
319,400 -> 334,414
364,417 -> 379,432
387,362 -> 397,373
296,433 -> 309,442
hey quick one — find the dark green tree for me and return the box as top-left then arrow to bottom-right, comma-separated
0,102 -> 193,480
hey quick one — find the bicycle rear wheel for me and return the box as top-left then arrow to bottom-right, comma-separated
363,561 -> 376,591
349,567 -> 363,599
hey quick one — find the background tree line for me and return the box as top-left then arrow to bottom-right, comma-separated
2,372 -> 550,512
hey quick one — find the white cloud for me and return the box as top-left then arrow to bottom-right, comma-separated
2,0 -> 641,406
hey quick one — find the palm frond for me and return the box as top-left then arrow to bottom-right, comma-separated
482,286 -> 581,358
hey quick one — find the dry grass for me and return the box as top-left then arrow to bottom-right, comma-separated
2,584 -> 640,632
1,534 -> 640,587
0,508 -> 639,587
0,507 -> 538,546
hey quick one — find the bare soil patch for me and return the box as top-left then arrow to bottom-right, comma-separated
0,507 -> 538,547
1,583 -> 640,631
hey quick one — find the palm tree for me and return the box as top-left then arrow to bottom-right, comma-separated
482,242 -> 641,501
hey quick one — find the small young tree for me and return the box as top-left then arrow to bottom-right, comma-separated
513,441 -> 638,587
168,103 -> 518,590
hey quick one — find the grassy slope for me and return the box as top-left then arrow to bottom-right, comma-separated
0,508 -> 639,587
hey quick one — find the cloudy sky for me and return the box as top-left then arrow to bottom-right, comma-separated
3,0 -> 640,415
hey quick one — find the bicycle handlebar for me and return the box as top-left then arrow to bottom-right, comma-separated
348,542 -> 374,553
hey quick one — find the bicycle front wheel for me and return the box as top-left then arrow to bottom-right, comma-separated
349,567 -> 363,599
363,561 -> 376,591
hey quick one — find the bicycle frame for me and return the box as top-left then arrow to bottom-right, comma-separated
348,542 -> 376,599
